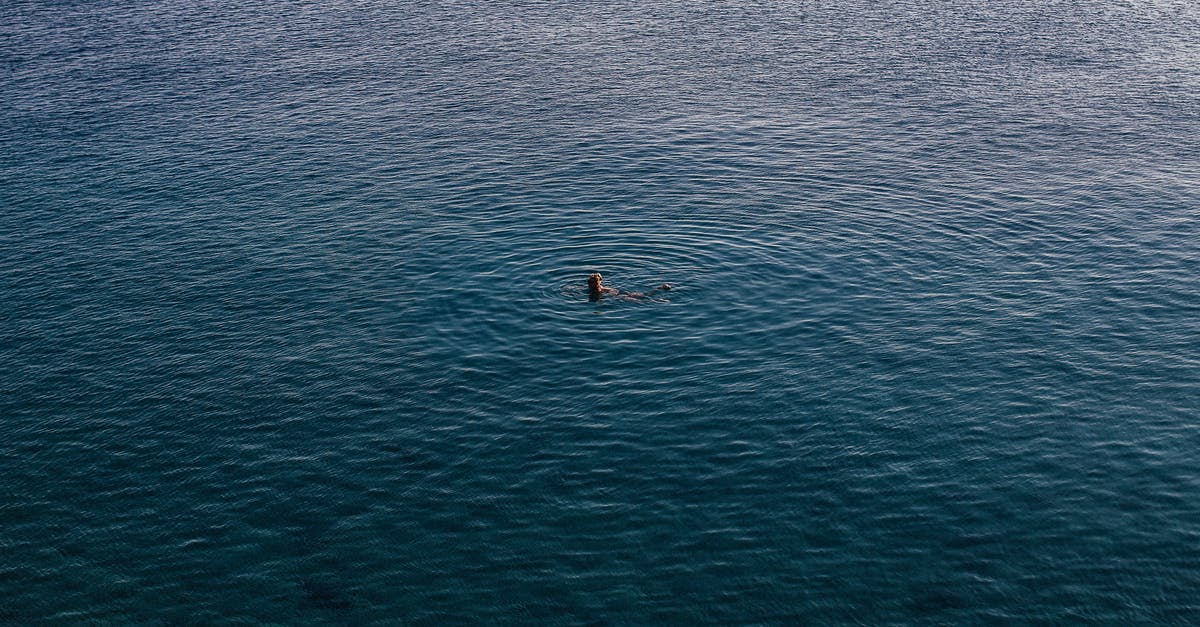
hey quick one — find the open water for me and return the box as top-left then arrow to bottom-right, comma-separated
3,0 -> 1200,623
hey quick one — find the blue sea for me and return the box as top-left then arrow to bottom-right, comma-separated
3,0 -> 1199,623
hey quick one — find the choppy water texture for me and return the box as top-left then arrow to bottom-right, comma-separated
3,0 -> 1200,623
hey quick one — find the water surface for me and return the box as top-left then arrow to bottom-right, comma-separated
2,0 -> 1199,622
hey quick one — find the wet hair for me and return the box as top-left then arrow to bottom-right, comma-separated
587,273 -> 602,291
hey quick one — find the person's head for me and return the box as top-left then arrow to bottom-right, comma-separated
587,273 -> 603,293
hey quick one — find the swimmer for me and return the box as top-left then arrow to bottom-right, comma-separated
587,273 -> 671,301
587,272 -> 617,300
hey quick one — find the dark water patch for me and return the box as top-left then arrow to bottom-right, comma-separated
299,579 -> 353,612
907,588 -> 972,614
